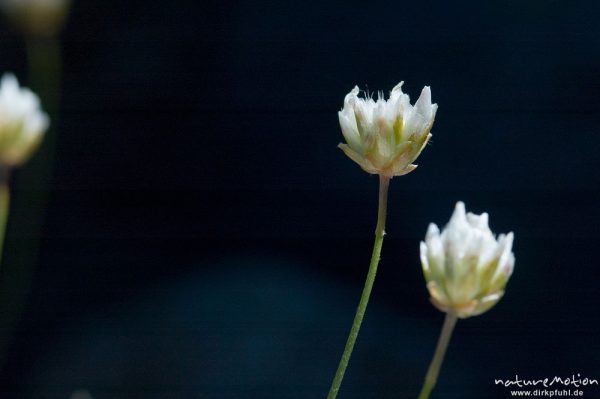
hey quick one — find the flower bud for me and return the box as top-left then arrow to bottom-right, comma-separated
69,390 -> 93,399
0,0 -> 71,36
338,82 -> 437,177
0,74 -> 49,167
420,202 -> 515,318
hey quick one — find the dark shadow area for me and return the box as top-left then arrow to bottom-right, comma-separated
0,0 -> 599,397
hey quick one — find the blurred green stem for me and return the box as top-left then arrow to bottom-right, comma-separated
0,168 -> 11,269
418,312 -> 458,399
327,174 -> 390,399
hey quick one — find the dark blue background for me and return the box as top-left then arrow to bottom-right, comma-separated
0,0 -> 599,398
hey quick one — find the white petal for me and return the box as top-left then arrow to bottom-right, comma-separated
449,201 -> 467,224
341,86 -> 360,109
497,232 -> 515,276
338,111 -> 361,149
389,81 -> 405,100
414,86 -> 433,118
466,212 -> 489,231
420,241 -> 430,273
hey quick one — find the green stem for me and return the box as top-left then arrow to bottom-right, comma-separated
418,312 -> 458,399
327,174 -> 390,399
0,168 -> 11,268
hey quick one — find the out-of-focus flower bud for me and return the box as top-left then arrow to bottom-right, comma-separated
69,390 -> 93,399
0,74 -> 49,167
420,202 -> 515,318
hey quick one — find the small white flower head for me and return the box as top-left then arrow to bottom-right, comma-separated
69,390 -> 93,399
420,202 -> 515,318
0,0 -> 71,36
338,82 -> 437,177
0,74 -> 49,167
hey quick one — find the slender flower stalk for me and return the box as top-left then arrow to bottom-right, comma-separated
327,174 -> 389,399
418,312 -> 458,399
328,82 -> 437,398
0,168 -> 10,266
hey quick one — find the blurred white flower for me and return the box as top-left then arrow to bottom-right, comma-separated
338,82 -> 437,177
0,0 -> 70,36
420,202 -> 515,318
0,74 -> 49,167
69,390 -> 93,399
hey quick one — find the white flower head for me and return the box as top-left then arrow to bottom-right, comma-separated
69,390 -> 94,399
420,202 -> 515,318
0,74 -> 49,167
338,82 -> 438,177
0,0 -> 71,36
